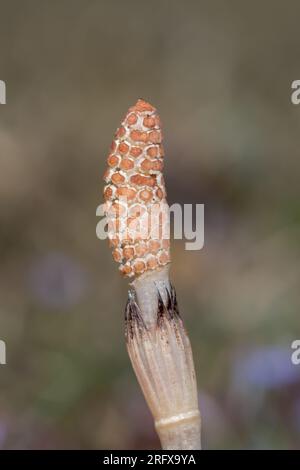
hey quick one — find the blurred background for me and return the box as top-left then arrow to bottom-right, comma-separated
0,0 -> 300,449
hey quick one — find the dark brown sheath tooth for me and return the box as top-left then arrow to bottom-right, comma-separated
125,290 -> 147,341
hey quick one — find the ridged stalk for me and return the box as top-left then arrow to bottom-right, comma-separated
125,268 -> 201,450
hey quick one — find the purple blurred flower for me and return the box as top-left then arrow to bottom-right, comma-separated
28,252 -> 88,309
232,346 -> 300,390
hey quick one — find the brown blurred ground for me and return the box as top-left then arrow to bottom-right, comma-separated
0,0 -> 300,449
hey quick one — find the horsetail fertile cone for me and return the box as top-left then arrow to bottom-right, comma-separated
103,99 -> 201,450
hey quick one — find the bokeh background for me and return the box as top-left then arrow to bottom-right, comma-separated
0,0 -> 300,449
